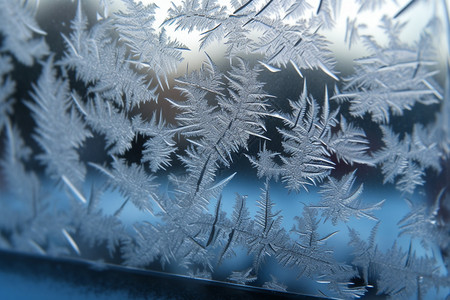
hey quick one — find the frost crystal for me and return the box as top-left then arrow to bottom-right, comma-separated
0,0 -> 448,299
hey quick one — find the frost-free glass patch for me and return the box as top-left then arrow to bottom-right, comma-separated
0,0 -> 449,299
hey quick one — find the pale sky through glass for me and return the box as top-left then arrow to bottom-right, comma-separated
136,0 -> 443,67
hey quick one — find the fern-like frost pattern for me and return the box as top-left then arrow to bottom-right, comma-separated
0,0 -> 449,299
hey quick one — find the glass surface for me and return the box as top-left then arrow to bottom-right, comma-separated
0,0 -> 449,299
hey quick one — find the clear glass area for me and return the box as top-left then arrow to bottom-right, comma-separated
0,0 -> 449,299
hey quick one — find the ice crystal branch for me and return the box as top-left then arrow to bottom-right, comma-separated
349,224 -> 450,299
0,0 -> 49,65
114,0 -> 188,90
374,125 -> 442,194
249,81 -> 371,191
26,57 -> 91,189
164,0 -> 338,78
333,21 -> 442,123
61,1 -> 157,110
312,170 -> 385,225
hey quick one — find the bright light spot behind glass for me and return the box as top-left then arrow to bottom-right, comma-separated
136,0 -> 446,72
